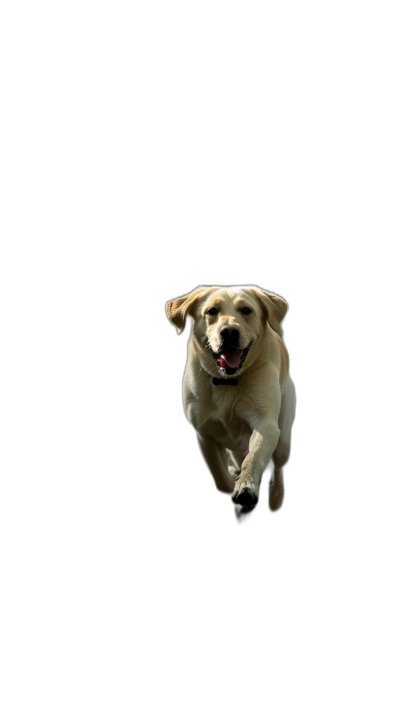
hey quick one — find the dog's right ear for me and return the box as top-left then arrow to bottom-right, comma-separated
253,288 -> 288,335
166,287 -> 210,334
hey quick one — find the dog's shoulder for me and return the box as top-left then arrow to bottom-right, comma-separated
276,334 -> 289,389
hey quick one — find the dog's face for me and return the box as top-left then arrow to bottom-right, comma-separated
166,285 -> 288,378
196,288 -> 261,376
166,285 -> 288,377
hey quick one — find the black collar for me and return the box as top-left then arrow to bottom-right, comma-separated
212,376 -> 238,386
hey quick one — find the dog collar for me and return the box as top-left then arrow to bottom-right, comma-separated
212,377 -> 238,386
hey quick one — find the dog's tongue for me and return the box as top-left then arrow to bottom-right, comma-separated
220,347 -> 242,370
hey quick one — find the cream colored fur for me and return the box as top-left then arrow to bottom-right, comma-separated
166,285 -> 296,510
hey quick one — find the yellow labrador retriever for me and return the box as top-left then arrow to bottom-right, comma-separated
166,285 -> 296,510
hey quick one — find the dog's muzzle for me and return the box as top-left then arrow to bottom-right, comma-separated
208,340 -> 252,376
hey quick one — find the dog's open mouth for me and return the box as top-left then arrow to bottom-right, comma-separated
209,342 -> 252,376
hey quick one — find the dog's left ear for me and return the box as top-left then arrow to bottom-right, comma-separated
254,289 -> 288,335
166,286 -> 210,334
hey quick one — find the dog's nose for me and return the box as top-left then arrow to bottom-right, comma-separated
220,326 -> 240,346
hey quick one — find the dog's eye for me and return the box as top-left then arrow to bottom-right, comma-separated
240,307 -> 252,315
206,307 -> 219,316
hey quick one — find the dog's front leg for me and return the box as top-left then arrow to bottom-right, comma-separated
232,417 -> 280,507
197,433 -> 234,494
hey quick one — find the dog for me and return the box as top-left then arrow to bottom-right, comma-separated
166,285 -> 296,510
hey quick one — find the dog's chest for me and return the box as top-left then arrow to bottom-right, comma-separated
202,391 -> 252,452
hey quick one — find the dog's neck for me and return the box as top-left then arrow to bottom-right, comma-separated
212,376 -> 238,386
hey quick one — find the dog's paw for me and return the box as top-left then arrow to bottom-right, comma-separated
232,502 -> 258,523
268,470 -> 285,513
232,480 -> 258,508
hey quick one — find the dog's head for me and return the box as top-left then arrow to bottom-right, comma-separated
166,285 -> 288,377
